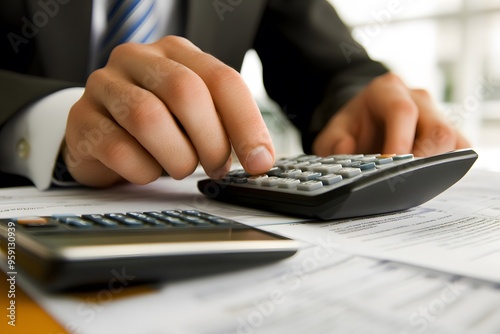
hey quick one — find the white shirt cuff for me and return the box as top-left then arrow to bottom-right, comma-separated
0,87 -> 84,190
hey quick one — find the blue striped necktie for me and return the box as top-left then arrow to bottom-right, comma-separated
99,0 -> 160,68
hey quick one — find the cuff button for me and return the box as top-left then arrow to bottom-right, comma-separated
16,138 -> 30,159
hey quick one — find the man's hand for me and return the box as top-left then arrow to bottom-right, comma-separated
64,36 -> 275,187
313,72 -> 470,157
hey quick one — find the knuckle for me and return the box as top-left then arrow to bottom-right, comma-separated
168,67 -> 207,101
432,124 -> 454,144
207,65 -> 242,91
103,140 -> 131,164
108,42 -> 137,61
390,99 -> 418,117
106,84 -> 150,123
159,35 -> 196,52
103,77 -> 124,100
127,100 -> 166,131
378,72 -> 403,85
161,35 -> 184,46
67,98 -> 86,123
87,68 -> 110,91
167,157 -> 199,180
412,88 -> 431,100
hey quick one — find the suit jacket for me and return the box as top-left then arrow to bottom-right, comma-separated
0,0 -> 387,186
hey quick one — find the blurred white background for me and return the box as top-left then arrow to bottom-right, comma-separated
241,0 -> 500,164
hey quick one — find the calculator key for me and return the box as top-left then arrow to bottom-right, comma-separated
126,212 -> 164,225
346,154 -> 364,160
313,164 -> 342,174
335,167 -> 362,178
261,176 -> 281,187
374,157 -> 393,165
393,154 -> 414,161
277,178 -> 300,189
147,212 -> 189,226
351,161 -> 376,171
82,214 -> 119,227
182,210 -> 206,217
206,217 -> 235,225
317,174 -> 342,185
228,169 -> 248,177
247,175 -> 268,185
266,167 -> 283,176
63,217 -> 94,228
18,217 -> 57,227
233,177 -> 248,184
297,180 -> 323,191
296,155 -> 320,162
165,217 -> 190,227
53,214 -> 79,222
105,213 -> 143,226
289,161 -> 311,169
302,162 -> 322,171
359,156 -> 377,163
222,176 -> 233,183
335,159 -> 352,167
182,211 -> 231,225
279,169 -> 302,178
296,172 -> 321,181
162,210 -> 184,218
277,161 -> 298,170
328,154 -> 351,160
182,216 -> 212,226
274,158 -> 292,168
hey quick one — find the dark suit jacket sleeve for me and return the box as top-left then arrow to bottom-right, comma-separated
0,70 -> 81,127
254,0 -> 389,153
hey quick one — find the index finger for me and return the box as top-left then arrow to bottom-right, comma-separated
367,74 -> 419,154
155,37 -> 275,174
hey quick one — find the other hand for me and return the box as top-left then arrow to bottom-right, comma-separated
313,72 -> 470,157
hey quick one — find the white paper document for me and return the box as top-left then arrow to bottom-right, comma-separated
8,243 -> 500,334
263,169 -> 500,283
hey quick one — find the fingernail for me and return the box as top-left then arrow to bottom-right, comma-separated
211,158 -> 232,179
246,146 -> 273,173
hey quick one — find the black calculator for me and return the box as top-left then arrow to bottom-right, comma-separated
0,210 -> 298,291
198,149 -> 478,220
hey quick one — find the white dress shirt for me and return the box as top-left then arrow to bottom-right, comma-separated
0,0 -> 181,190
